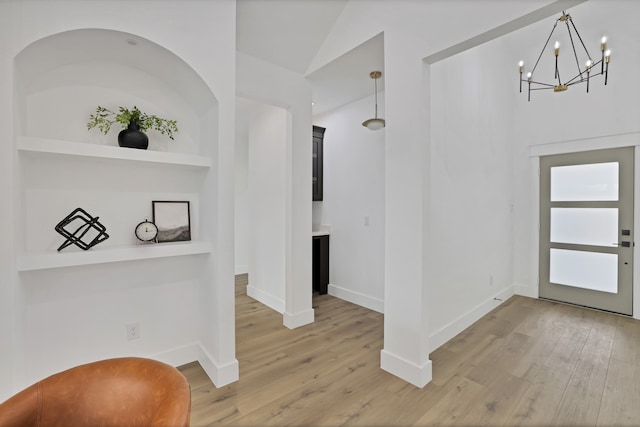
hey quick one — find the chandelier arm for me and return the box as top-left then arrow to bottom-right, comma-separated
564,76 -> 581,86
563,59 -> 604,86
568,15 -> 594,60
531,19 -> 559,74
526,79 -> 557,88
530,86 -> 557,91
565,19 -> 585,82
565,80 -> 585,87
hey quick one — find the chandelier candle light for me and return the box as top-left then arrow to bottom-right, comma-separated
519,11 -> 610,101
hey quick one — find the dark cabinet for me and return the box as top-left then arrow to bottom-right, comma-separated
312,235 -> 329,295
312,126 -> 325,201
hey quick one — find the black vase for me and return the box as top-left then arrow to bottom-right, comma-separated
118,120 -> 149,149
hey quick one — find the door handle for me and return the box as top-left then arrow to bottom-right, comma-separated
613,241 -> 632,247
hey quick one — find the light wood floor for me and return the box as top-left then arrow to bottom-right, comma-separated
179,275 -> 640,426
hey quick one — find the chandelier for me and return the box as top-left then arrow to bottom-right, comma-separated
519,11 -> 610,101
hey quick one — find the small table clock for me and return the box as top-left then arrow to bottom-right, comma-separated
135,218 -> 158,243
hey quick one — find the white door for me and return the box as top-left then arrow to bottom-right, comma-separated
539,147 -> 634,315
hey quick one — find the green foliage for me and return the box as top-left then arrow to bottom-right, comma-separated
87,106 -> 178,140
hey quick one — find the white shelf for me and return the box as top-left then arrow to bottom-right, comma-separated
17,241 -> 212,271
17,136 -> 211,168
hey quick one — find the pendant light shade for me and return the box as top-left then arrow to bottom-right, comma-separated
362,117 -> 385,131
362,71 -> 385,130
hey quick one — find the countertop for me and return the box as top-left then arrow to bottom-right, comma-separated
312,224 -> 330,237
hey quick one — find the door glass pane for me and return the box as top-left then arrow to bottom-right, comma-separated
549,248 -> 617,293
550,208 -> 618,246
551,162 -> 619,201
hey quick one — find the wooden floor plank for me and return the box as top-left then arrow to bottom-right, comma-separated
551,312 -> 615,426
458,372 -> 531,427
597,358 -> 640,426
179,283 -> 640,427
412,376 -> 486,426
597,314 -> 640,426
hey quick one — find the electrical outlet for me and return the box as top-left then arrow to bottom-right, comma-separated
126,322 -> 140,341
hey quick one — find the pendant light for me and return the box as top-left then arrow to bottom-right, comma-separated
362,71 -> 385,131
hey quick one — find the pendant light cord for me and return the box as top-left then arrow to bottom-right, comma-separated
374,76 -> 379,119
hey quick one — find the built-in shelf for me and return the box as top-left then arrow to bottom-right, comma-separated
17,241 -> 212,271
17,136 -> 212,168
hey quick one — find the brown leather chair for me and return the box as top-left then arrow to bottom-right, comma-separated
0,357 -> 191,427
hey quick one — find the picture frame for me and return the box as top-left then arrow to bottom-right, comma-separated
152,201 -> 191,243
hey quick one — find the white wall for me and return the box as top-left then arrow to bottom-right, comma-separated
0,0 -> 237,399
247,104 -> 288,312
428,35 -> 516,349
0,2 -> 17,398
235,106 -> 249,275
313,93 -> 385,312
236,52 -> 314,329
423,0 -> 640,344
1,0 -> 625,399
307,0 -> 565,387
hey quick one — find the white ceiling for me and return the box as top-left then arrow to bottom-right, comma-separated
235,0 -> 583,117
236,0 -> 348,76
236,0 -> 383,116
306,33 -> 384,116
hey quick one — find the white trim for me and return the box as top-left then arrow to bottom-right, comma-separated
380,349 -> 432,388
207,357 -> 240,387
152,341 -> 239,387
634,147 -> 640,319
234,264 -> 248,275
283,308 -> 314,329
530,156 -> 541,305
429,286 -> 514,352
328,284 -> 384,313
246,285 -> 285,313
529,132 -> 640,157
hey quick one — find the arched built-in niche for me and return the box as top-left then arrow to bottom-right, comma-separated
12,28 -> 227,387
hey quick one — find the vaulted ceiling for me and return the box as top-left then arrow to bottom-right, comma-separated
235,0 -> 382,115
236,0 -> 348,76
235,0 -> 585,116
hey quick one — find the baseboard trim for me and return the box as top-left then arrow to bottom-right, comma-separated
380,349 -> 432,388
152,341 -> 239,387
247,285 -> 285,313
429,286 -> 515,352
328,284 -> 384,313
235,264 -> 248,275
201,353 -> 239,387
283,308 -> 314,329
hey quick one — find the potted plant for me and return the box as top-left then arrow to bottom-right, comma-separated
87,106 -> 178,149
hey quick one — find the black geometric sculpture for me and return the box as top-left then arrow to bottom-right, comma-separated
54,208 -> 109,251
